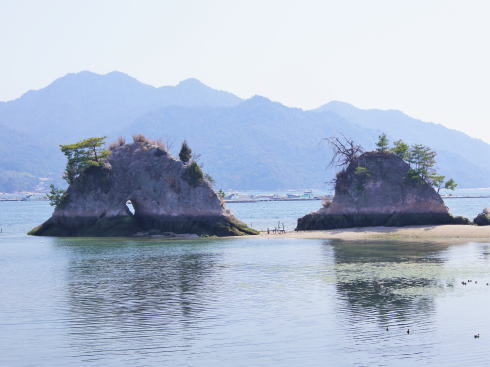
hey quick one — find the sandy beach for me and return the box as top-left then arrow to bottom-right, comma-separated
257,225 -> 490,242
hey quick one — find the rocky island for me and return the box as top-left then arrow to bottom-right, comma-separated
474,208 -> 490,226
297,136 -> 468,230
30,136 -> 258,237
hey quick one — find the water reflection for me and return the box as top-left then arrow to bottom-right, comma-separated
328,240 -> 452,326
55,238 -> 222,361
22,237 -> 490,366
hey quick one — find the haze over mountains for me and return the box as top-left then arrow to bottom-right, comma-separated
1,71 -> 489,192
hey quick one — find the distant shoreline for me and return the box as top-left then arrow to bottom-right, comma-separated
225,198 -> 322,203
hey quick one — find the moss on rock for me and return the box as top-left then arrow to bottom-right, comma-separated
30,214 -> 258,237
297,212 -> 469,230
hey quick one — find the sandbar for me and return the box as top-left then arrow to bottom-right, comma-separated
255,225 -> 490,242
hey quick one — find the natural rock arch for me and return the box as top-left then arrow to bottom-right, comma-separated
31,139 -> 257,237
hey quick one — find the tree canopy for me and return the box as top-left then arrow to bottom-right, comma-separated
179,140 -> 192,164
376,133 -> 389,152
392,139 -> 410,160
60,136 -> 110,184
60,137 -> 110,184
384,135 -> 457,193
47,137 -> 110,207
46,184 -> 66,207
327,133 -> 457,194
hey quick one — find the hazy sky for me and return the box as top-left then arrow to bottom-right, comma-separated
2,0 -> 490,142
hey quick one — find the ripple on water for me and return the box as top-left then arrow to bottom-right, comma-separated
2,234 -> 490,366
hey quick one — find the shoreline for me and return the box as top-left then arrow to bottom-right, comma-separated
16,225 -> 490,243
252,225 -> 490,242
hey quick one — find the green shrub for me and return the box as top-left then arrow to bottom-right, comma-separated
205,173 -> 215,185
354,166 -> 371,176
46,184 -> 66,208
183,161 -> 204,187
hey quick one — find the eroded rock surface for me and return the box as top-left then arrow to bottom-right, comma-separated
297,152 -> 467,230
31,141 -> 257,237
474,208 -> 490,226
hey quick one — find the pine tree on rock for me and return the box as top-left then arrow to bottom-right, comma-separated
179,140 -> 192,164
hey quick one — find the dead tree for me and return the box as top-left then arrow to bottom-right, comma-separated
326,135 -> 364,168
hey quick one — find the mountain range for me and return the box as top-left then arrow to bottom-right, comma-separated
1,71 -> 489,192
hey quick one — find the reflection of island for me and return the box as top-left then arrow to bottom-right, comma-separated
59,239 -> 222,356
327,240 -> 451,326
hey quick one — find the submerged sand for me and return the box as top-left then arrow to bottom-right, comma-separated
256,225 -> 490,242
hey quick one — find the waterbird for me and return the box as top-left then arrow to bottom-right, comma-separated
386,327 -> 389,331
474,334 -> 480,339
407,329 -> 410,334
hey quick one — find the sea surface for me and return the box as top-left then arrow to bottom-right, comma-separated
1,190 -> 490,366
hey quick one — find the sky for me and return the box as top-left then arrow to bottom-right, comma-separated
1,0 -> 490,142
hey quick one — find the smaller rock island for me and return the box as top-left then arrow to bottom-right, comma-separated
297,149 -> 467,230
30,136 -> 258,237
474,208 -> 490,226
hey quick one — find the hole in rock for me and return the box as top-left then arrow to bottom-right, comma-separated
125,200 -> 135,215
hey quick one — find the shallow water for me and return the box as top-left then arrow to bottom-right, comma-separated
1,200 -> 490,366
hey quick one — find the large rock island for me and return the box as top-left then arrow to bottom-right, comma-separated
297,151 -> 467,230
30,138 -> 257,237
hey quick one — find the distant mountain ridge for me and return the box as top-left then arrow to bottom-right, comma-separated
318,101 -> 490,172
0,71 -> 242,141
1,71 -> 489,192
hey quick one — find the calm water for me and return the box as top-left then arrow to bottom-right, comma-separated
1,194 -> 490,366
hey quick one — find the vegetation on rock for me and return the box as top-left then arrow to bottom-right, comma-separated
179,140 -> 192,163
375,133 -> 389,152
331,134 -> 457,194
183,161 -> 204,187
297,134 -> 466,230
394,140 -> 457,193
47,136 -> 110,207
46,184 -> 67,207
354,166 -> 371,176
326,135 -> 364,168
391,139 -> 410,160
60,136 -> 110,184
34,136 -> 257,237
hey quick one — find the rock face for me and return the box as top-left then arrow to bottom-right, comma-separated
30,141 -> 258,237
474,208 -> 490,226
297,152 -> 467,230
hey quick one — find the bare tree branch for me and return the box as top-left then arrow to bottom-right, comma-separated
325,135 -> 364,168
